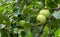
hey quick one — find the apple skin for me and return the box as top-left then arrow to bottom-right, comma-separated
19,20 -> 26,26
36,15 -> 46,25
39,9 -> 50,18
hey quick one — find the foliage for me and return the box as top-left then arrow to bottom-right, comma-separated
0,0 -> 60,37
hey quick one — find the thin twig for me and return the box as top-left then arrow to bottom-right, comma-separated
44,6 -> 60,10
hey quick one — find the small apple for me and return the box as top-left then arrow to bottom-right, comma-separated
37,15 -> 46,25
39,9 -> 50,18
19,20 -> 26,26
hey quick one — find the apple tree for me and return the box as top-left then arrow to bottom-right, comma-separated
0,0 -> 60,37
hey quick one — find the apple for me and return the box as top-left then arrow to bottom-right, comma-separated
37,15 -> 46,25
19,20 -> 26,26
39,9 -> 50,18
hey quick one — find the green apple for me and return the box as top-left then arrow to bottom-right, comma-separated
19,20 -> 26,26
37,15 -> 46,25
39,9 -> 50,18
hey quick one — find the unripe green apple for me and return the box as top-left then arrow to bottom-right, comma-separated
39,9 -> 50,18
37,15 -> 46,25
19,20 -> 26,26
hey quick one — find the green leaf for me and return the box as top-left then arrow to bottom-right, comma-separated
0,7 -> 4,12
1,29 -> 10,37
0,24 -> 6,29
54,29 -> 60,37
53,10 -> 60,19
25,30 -> 32,37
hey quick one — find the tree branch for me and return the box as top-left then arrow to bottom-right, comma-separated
45,6 -> 60,10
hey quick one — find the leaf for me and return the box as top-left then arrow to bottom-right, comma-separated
54,29 -> 60,37
13,28 -> 18,34
21,31 -> 26,37
1,29 -> 10,37
0,24 -> 6,29
0,7 -> 4,12
25,30 -> 32,37
0,15 -> 3,23
40,25 -> 48,37
53,10 -> 60,19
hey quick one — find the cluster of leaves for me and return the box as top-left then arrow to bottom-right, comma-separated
0,0 -> 60,37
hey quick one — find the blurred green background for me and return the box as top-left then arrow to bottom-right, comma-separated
0,0 -> 60,37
